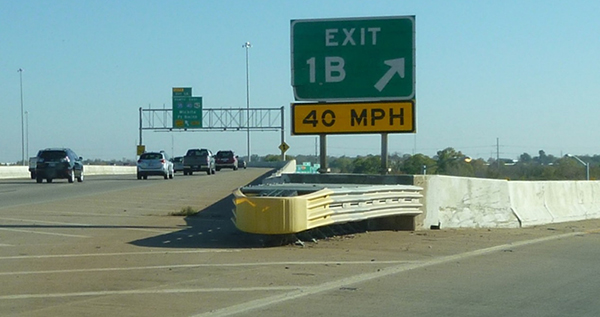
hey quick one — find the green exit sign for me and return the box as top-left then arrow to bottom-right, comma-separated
172,87 -> 202,129
291,16 -> 415,102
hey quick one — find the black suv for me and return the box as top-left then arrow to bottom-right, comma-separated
35,148 -> 84,183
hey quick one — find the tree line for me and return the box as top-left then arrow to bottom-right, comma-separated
266,147 -> 598,181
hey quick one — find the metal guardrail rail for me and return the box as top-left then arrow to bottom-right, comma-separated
232,183 -> 423,235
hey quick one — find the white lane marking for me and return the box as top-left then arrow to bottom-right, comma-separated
0,228 -> 89,238
0,260 -> 414,276
191,231 -> 586,317
0,249 -> 241,260
0,287 -> 300,300
0,231 -> 588,308
0,216 -> 137,225
0,217 -> 179,234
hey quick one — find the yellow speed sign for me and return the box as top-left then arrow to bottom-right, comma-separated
292,101 -> 415,135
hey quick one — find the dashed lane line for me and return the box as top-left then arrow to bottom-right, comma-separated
0,227 -> 89,238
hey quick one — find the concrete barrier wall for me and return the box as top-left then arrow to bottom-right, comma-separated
414,175 -> 519,229
0,166 -> 30,179
0,165 -> 135,179
508,181 -> 600,227
506,181 -> 553,227
1,160 -> 286,180
85,166 -> 136,176
416,175 -> 600,229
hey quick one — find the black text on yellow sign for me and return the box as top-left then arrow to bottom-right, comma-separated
292,101 -> 415,135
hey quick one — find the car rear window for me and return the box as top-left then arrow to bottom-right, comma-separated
141,153 -> 162,160
187,150 -> 208,156
39,150 -> 67,160
217,151 -> 233,158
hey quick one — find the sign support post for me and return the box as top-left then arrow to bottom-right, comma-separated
319,134 -> 328,174
281,106 -> 286,161
381,133 -> 389,175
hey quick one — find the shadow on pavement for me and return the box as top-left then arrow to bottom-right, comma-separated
129,170 -> 276,249
129,194 -> 270,249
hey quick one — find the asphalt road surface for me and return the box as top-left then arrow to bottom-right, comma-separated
1,170 -> 599,316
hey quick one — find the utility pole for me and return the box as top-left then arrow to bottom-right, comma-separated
496,137 -> 500,170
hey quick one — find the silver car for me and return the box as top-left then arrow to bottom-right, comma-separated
171,156 -> 184,173
137,151 -> 174,180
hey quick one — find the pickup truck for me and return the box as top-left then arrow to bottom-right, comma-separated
182,148 -> 216,175
28,150 -> 42,179
28,157 -> 38,179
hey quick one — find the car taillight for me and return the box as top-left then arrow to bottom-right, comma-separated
160,159 -> 166,164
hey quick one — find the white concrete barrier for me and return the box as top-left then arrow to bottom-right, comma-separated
0,165 -> 135,179
416,175 -> 519,229
507,182 -> 554,226
0,166 -> 30,179
417,175 -> 600,229
85,165 -> 136,176
509,181 -> 600,227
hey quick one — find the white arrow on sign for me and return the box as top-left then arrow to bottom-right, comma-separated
374,58 -> 405,92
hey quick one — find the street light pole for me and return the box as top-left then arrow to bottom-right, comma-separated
18,68 -> 24,166
25,111 -> 29,160
566,154 -> 590,180
243,42 -> 252,163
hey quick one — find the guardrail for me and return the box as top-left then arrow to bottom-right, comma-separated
232,183 -> 423,235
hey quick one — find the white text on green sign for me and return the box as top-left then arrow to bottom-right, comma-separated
291,16 -> 415,101
173,96 -> 202,129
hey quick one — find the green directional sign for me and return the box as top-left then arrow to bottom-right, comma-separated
291,16 -> 415,102
172,87 -> 202,129
172,87 -> 191,97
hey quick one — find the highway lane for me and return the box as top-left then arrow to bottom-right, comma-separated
0,174 -> 166,209
238,229 -> 600,317
1,170 -> 600,316
0,169 -> 272,210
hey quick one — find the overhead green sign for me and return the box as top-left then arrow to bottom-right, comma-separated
172,87 -> 202,129
172,87 -> 192,97
291,16 -> 415,102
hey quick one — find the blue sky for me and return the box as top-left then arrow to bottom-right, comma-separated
1,1 -> 599,163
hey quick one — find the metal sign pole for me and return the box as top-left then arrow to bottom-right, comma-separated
381,133 -> 389,175
281,106 -> 285,161
319,134 -> 328,173
139,107 -> 143,146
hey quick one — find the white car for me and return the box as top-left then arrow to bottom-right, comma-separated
171,156 -> 184,173
137,151 -> 174,180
